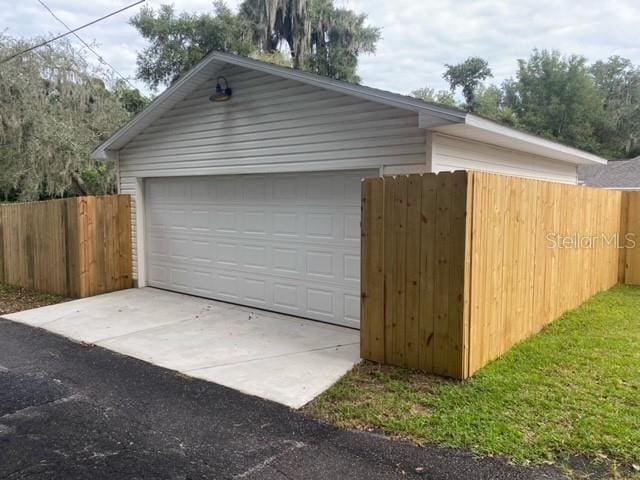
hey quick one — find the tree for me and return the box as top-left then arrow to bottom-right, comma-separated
131,0 -> 380,89
503,49 -> 604,153
474,84 -> 518,126
240,0 -> 379,82
590,56 -> 640,158
113,80 -> 152,115
0,35 -> 131,200
443,57 -> 493,111
130,2 -> 254,89
411,86 -> 457,108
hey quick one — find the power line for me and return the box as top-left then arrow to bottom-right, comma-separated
0,0 -> 145,65
36,0 -> 138,89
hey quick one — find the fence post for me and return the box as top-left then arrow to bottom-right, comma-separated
619,192 -> 629,284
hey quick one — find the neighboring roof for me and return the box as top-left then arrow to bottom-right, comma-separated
578,156 -> 640,189
91,51 -> 607,166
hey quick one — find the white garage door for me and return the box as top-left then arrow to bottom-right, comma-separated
144,170 -> 374,328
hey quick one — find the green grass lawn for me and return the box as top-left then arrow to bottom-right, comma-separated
306,285 -> 640,475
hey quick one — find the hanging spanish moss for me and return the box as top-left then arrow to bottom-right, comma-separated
239,0 -> 379,83
0,35 -> 131,200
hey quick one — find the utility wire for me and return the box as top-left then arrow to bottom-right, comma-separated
36,0 -> 138,89
0,0 -> 145,65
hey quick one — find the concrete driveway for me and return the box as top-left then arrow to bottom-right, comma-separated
4,288 -> 360,408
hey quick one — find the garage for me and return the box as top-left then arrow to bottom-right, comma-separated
92,51 -> 605,338
144,170 -> 373,328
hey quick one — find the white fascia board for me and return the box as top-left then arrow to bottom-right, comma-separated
418,111 -> 464,128
461,114 -> 607,165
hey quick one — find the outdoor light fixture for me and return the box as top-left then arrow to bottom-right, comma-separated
209,77 -> 232,102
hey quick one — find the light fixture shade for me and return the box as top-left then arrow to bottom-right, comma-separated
210,76 -> 232,102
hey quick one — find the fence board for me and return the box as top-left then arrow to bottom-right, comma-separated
404,175 -> 422,369
116,195 -> 133,290
433,174 -> 452,375
448,171 -> 468,379
418,174 -> 437,371
625,192 -> 640,284
360,178 -> 385,362
391,176 -> 408,366
0,196 -> 132,298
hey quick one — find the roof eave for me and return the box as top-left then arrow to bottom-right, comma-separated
432,114 -> 607,166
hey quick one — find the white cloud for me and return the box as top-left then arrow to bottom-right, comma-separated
1,0 -> 639,96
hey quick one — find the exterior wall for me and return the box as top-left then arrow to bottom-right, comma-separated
431,133 -> 579,184
118,65 -> 428,280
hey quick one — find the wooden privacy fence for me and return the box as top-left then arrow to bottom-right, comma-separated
0,195 -> 133,298
361,171 -> 640,379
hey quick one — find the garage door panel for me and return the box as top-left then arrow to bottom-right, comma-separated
344,294 -> 360,323
272,211 -> 299,237
241,244 -> 268,269
216,272 -> 240,300
242,210 -> 268,235
192,270 -> 214,295
344,214 -> 361,242
273,282 -> 301,310
149,264 -> 169,285
216,242 -> 239,266
306,250 -> 335,279
191,240 -> 213,264
344,254 -> 361,282
145,171 -> 370,327
216,209 -> 239,233
190,209 -> 211,231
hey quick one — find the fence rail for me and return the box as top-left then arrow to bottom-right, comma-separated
0,195 -> 132,298
361,171 -> 640,379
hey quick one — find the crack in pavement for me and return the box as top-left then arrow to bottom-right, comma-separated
232,440 -> 307,479
0,394 -> 85,421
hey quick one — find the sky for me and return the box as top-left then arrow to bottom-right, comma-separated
1,0 -> 639,96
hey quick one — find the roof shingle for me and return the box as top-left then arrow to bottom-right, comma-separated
578,156 -> 640,189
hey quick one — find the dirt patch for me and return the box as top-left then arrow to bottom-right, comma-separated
0,284 -> 68,315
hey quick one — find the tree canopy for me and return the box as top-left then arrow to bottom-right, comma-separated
130,0 -> 380,89
411,87 -> 457,107
443,57 -> 493,111
131,2 -> 254,90
415,49 -> 640,159
0,35 -> 141,201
